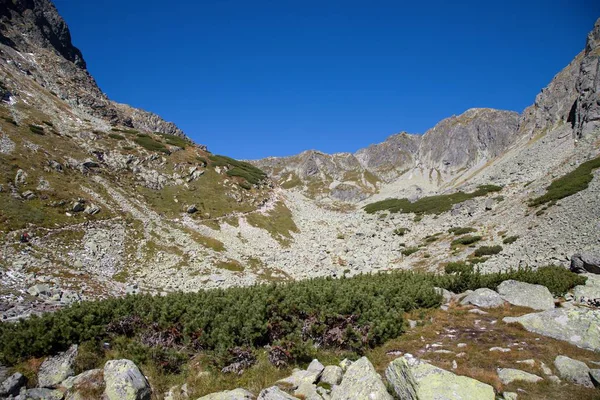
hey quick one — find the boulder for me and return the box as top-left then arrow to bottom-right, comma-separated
0,372 -> 27,397
460,288 -> 505,308
572,274 -> 600,301
307,359 -> 325,375
570,252 -> 600,274
590,369 -> 600,387
503,308 -> 600,352
497,368 -> 543,384
497,280 -> 555,310
37,345 -> 78,388
84,204 -> 101,215
186,205 -> 198,214
385,355 -> 495,400
330,357 -> 392,400
257,386 -> 298,399
434,287 -> 455,304
554,355 -> 593,388
22,388 -> 64,399
21,190 -> 36,200
320,365 -> 343,386
61,368 -> 103,390
64,369 -> 104,400
294,382 -> 322,400
198,388 -> 255,399
27,284 -> 51,297
338,359 -> 352,372
103,359 -> 151,400
72,201 -> 85,212
276,360 -> 324,389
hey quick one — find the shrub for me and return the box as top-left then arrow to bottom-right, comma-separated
134,134 -> 169,154
108,133 -> 125,140
451,235 -> 482,246
448,227 -> 477,235
529,155 -> 600,206
28,124 -> 44,135
1,116 -> 17,126
364,185 -> 502,215
473,245 -> 502,257
503,236 -> 519,244
444,262 -> 473,275
401,247 -> 420,256
209,155 -> 267,185
157,133 -> 189,149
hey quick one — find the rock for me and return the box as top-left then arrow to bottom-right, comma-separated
28,284 -> 51,297
307,359 -> 325,375
0,372 -> 27,397
339,359 -> 352,372
277,360 -> 323,389
22,388 -> 64,399
572,274 -> 600,301
484,198 -> 494,210
497,368 -> 543,384
72,201 -> 85,212
294,382 -> 322,400
590,369 -> 600,387
61,369 -> 102,390
84,204 -> 101,215
385,354 -> 495,400
496,280 -> 555,310
63,369 -> 104,400
503,308 -> 600,351
257,386 -> 298,400
460,288 -> 505,308
554,355 -> 593,387
571,252 -> 600,274
15,169 -> 27,186
434,287 -> 455,304
82,159 -> 99,168
103,359 -> 151,400
489,347 -> 510,352
408,319 -> 418,329
37,345 -> 78,388
21,190 -> 36,200
503,393 -> 518,400
320,366 -> 343,386
186,205 -> 198,214
198,388 -> 255,399
330,357 -> 392,400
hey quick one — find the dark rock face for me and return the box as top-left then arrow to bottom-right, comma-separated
573,19 -> 600,139
570,252 -> 600,274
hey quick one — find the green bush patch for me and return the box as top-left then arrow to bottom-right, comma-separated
157,133 -> 190,149
209,155 -> 267,185
108,133 -> 125,140
401,247 -> 420,256
28,124 -> 45,135
134,134 -> 170,154
529,155 -> 600,207
451,235 -> 482,246
473,245 -> 502,257
1,116 -> 17,126
503,236 -> 519,245
364,185 -> 502,215
448,227 -> 477,235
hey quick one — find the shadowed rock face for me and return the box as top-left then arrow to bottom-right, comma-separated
0,0 -> 189,138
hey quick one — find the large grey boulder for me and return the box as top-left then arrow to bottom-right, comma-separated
37,345 -> 78,388
293,382 -> 322,400
22,388 -> 64,399
63,369 -> 104,400
257,386 -> 298,399
497,368 -> 543,384
554,355 -> 594,388
385,355 -> 495,400
0,372 -> 27,397
570,252 -> 600,274
503,308 -> 600,351
330,357 -> 392,400
276,360 -> 324,390
497,280 -> 555,310
460,288 -> 505,308
198,388 -> 255,399
572,274 -> 600,301
320,365 -> 343,386
103,359 -> 151,400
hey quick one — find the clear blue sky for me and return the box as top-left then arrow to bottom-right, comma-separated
54,0 -> 599,159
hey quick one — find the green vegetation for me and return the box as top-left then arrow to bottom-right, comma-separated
108,133 -> 125,140
42,120 -> 54,127
134,134 -> 169,154
503,235 -> 519,245
1,116 -> 17,126
0,266 -> 584,369
364,185 -> 502,215
450,235 -> 482,246
246,202 -> 298,245
157,133 -> 190,149
473,245 -> 503,257
401,247 -> 420,256
209,155 -> 267,185
393,227 -> 410,236
112,127 -> 139,135
448,227 -> 477,235
28,124 -> 45,135
216,260 -> 244,272
529,155 -> 600,207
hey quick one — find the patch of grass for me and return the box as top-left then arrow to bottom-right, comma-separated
216,260 -> 244,272
108,133 -> 125,140
502,236 -> 519,245
401,247 -> 420,256
529,155 -> 600,206
473,245 -> 502,257
448,227 -> 477,235
1,116 -> 17,125
364,185 -> 502,215
450,235 -> 482,246
134,134 -> 169,154
246,202 -> 298,245
157,133 -> 190,149
28,124 -> 45,135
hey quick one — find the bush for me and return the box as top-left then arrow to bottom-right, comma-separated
444,262 -> 472,275
134,134 -> 170,154
28,124 -> 44,135
401,247 -> 420,256
473,245 -> 502,257
108,133 -> 125,140
157,133 -> 189,149
451,235 -> 482,246
1,116 -> 17,126
503,236 -> 519,244
448,227 -> 477,235
529,156 -> 600,206
209,155 -> 267,185
364,185 -> 502,215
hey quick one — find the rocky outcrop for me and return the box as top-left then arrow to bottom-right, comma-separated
0,372 -> 27,397
503,308 -> 600,352
385,355 -> 495,400
103,359 -> 151,400
330,357 -> 392,400
570,252 -> 600,274
37,344 -> 77,388
496,280 -> 555,310
460,288 -> 505,308
554,355 -> 594,388
573,18 -> 600,138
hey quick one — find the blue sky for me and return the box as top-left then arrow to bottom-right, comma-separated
54,0 -> 599,159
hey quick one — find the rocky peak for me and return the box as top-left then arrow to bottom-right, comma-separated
573,17 -> 600,138
0,0 -> 86,68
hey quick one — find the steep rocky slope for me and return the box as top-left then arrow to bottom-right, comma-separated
0,0 -> 598,328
